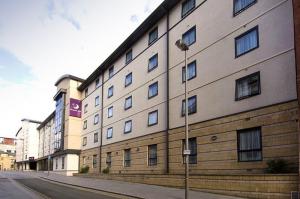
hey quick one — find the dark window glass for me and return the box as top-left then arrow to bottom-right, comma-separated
94,133 -> 98,143
148,54 -> 158,72
182,0 -> 195,18
83,120 -> 87,129
238,127 -> 262,162
148,82 -> 158,99
182,60 -> 197,82
149,27 -> 158,45
106,152 -> 111,167
109,66 -> 114,79
62,156 -> 65,169
108,86 -> 114,98
235,72 -> 260,100
124,96 -> 132,110
94,114 -> 99,125
182,26 -> 196,46
108,106 -> 113,118
95,96 -> 100,106
126,50 -> 132,64
148,110 -> 158,126
182,137 -> 197,164
124,120 -> 132,134
235,26 -> 259,57
84,104 -> 88,113
95,78 -> 100,88
107,127 -> 113,139
125,72 -> 132,87
182,96 -> 197,116
124,149 -> 131,167
148,144 -> 157,166
92,155 -> 97,168
82,137 -> 87,146
234,0 -> 257,15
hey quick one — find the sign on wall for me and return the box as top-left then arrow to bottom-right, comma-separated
69,98 -> 82,118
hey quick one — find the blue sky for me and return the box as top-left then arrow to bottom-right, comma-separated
0,0 -> 163,138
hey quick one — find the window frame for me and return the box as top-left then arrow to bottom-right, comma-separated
108,106 -> 113,118
148,53 -> 158,72
148,81 -> 158,99
233,0 -> 257,16
182,137 -> 197,164
95,96 -> 100,107
84,88 -> 88,97
148,27 -> 158,45
106,152 -> 112,167
94,132 -> 98,143
94,114 -> 99,125
92,154 -> 97,168
82,137 -> 87,146
124,120 -> 132,134
107,127 -> 113,139
124,149 -> 131,167
148,110 -> 158,126
61,156 -> 65,169
95,78 -> 100,88
83,120 -> 87,129
182,26 -> 196,46
124,96 -> 132,110
125,49 -> 133,64
181,0 -> 196,18
84,104 -> 88,113
237,127 -> 262,162
109,66 -> 114,79
182,95 -> 197,116
182,60 -> 197,83
108,86 -> 114,98
148,144 -> 157,166
125,72 -> 132,87
235,71 -> 261,101
235,26 -> 259,58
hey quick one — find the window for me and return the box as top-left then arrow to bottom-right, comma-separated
148,27 -> 158,45
182,26 -> 196,46
62,156 -> 65,169
182,96 -> 197,116
148,144 -> 157,166
109,66 -> 114,79
235,72 -> 260,100
94,114 -> 99,125
95,96 -> 100,106
82,137 -> 87,146
182,60 -> 197,82
107,127 -> 113,139
234,0 -> 257,15
92,155 -> 97,168
55,158 -> 58,169
182,0 -> 195,18
126,50 -> 132,64
108,86 -> 114,98
83,120 -> 87,129
108,106 -> 113,118
106,152 -> 112,167
125,72 -> 132,87
148,110 -> 158,126
85,88 -> 88,97
148,82 -> 158,99
124,96 -> 132,110
95,78 -> 100,88
237,127 -> 262,162
235,26 -> 259,57
94,132 -> 98,143
124,149 -> 131,167
182,137 -> 197,164
82,156 -> 86,165
84,104 -> 88,113
124,120 -> 132,134
148,54 -> 158,72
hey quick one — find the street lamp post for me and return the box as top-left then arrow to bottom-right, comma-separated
175,39 -> 190,199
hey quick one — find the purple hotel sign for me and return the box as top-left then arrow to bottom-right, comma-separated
69,98 -> 82,118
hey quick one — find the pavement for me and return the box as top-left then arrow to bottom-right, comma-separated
25,171 -> 244,199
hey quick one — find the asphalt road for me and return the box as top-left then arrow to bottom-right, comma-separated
0,172 -> 118,199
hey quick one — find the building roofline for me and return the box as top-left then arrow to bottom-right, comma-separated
37,111 -> 55,130
54,74 -> 85,86
21,119 -> 42,124
15,127 -> 22,137
77,0 -> 180,91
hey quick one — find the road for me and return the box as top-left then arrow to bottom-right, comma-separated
0,172 -> 118,199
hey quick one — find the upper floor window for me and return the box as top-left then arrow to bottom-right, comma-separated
148,110 -> 158,126
182,60 -> 197,82
235,26 -> 259,57
148,27 -> 158,45
148,82 -> 158,99
94,132 -> 98,143
124,149 -> 131,167
83,120 -> 87,129
182,95 -> 197,116
182,0 -> 195,18
124,120 -> 132,134
84,104 -> 88,113
237,127 -> 262,162
107,127 -> 113,139
148,144 -> 157,166
95,78 -> 100,88
125,72 -> 132,87
82,137 -> 87,146
106,152 -> 112,167
234,0 -> 257,16
124,96 -> 132,110
182,26 -> 196,46
95,96 -> 100,107
94,114 -> 99,125
108,106 -> 113,118
126,49 -> 132,64
182,137 -> 197,164
108,86 -> 114,98
235,72 -> 260,100
148,54 -> 158,72
109,66 -> 114,79
85,88 -> 88,97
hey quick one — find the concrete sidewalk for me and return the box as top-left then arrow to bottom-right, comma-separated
23,171 -> 243,199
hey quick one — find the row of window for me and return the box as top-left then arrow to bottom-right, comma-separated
82,154 -> 98,169
82,132 -> 99,146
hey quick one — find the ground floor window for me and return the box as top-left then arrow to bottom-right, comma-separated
124,149 -> 131,167
61,156 -> 65,169
92,155 -> 97,168
182,137 -> 197,164
148,144 -> 157,166
106,152 -> 111,168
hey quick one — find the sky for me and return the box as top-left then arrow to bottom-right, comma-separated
0,0 -> 164,138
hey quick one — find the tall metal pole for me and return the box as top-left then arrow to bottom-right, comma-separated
184,49 -> 189,199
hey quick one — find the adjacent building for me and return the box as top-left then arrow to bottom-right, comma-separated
0,137 -> 16,171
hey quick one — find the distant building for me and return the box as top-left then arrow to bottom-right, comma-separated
0,137 -> 16,171
0,137 -> 16,154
